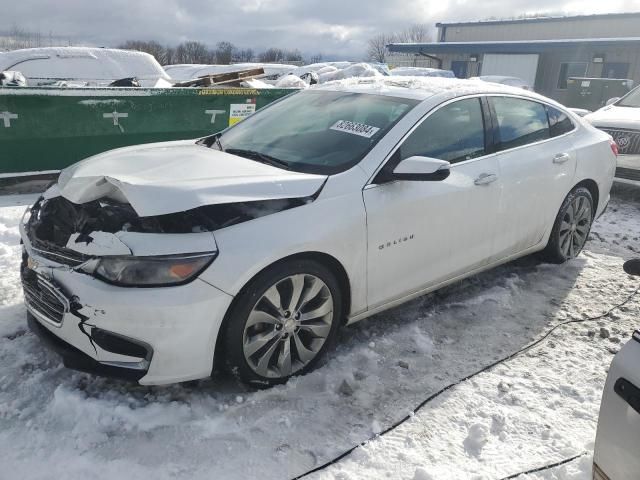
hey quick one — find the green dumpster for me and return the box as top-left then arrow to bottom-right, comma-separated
0,86 -> 294,175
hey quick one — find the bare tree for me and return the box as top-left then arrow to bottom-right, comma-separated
396,24 -> 432,43
309,53 -> 323,64
215,41 -> 235,64
367,32 -> 395,63
174,41 -> 209,64
118,40 -> 167,64
235,48 -> 254,63
258,47 -> 285,63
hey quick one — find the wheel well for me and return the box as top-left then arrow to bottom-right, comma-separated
211,251 -> 352,375
574,179 -> 599,215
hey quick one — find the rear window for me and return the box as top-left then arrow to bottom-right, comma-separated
546,106 -> 575,137
492,97 -> 550,150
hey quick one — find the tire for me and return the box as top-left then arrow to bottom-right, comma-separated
222,259 -> 343,387
541,187 -> 594,264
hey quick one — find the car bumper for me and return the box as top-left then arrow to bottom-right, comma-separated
22,249 -> 233,385
616,154 -> 640,182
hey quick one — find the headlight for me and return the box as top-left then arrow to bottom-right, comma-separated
94,253 -> 217,287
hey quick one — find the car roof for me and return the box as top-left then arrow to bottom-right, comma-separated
312,75 -> 539,101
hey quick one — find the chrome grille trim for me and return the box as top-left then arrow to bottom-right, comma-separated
599,127 -> 640,155
22,274 -> 70,327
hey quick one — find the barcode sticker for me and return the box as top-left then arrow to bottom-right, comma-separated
330,120 -> 380,138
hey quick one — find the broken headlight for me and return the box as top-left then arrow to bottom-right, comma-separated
94,253 -> 217,287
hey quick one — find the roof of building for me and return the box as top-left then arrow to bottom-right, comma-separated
435,12 -> 640,28
388,37 -> 640,55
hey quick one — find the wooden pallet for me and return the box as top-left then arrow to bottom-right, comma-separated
173,67 -> 266,87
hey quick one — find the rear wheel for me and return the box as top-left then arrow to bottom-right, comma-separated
541,187 -> 594,263
223,259 -> 342,387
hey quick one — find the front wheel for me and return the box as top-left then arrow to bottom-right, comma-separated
222,259 -> 342,387
541,187 -> 594,263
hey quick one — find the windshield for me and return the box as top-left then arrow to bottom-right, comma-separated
214,90 -> 419,175
617,86 -> 640,108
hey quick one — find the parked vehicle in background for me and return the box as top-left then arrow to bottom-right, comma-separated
476,75 -> 532,90
593,259 -> 640,480
585,85 -> 640,183
0,47 -> 172,87
391,67 -> 455,78
20,77 -> 616,387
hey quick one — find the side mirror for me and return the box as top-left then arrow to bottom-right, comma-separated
605,97 -> 621,106
623,259 -> 640,277
392,156 -> 451,181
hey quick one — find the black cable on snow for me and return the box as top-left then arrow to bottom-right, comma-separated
499,452 -> 587,479
292,285 -> 640,480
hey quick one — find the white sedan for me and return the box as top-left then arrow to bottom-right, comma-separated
20,77 -> 616,386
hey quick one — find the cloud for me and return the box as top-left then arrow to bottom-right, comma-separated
1,0 -> 637,59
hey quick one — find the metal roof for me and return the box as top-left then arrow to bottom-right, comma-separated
435,12 -> 640,28
388,38 -> 640,55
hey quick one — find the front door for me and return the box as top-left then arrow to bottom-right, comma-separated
363,97 -> 500,308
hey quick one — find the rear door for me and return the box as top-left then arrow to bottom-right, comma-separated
363,96 -> 501,307
488,96 -> 577,259
594,331 -> 640,480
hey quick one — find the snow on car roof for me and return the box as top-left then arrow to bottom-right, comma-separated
0,47 -> 170,81
313,75 -> 535,101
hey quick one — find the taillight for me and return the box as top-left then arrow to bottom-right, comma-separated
610,140 -> 619,156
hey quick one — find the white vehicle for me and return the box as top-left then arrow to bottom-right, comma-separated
0,47 -> 171,87
593,259 -> 640,480
20,77 -> 616,386
585,86 -> 640,183
477,75 -> 532,90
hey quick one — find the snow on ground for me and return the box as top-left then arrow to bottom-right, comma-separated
0,187 -> 639,480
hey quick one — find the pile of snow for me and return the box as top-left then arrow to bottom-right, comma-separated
0,190 -> 638,480
0,47 -> 171,88
390,67 -> 455,78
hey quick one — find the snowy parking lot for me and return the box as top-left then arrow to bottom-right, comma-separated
0,186 -> 638,480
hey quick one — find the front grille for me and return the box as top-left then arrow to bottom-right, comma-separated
599,128 -> 640,155
30,244 -> 90,267
21,268 -> 69,325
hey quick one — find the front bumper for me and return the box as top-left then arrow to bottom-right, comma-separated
21,244 -> 234,385
616,154 -> 640,182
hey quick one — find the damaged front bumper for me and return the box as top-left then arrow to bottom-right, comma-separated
20,202 -> 234,385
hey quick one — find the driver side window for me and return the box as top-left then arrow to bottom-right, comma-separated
399,98 -> 487,164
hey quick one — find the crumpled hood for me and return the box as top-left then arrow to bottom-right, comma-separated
585,105 -> 640,129
57,140 -> 327,217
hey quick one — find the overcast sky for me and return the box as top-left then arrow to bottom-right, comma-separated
3,0 -> 639,59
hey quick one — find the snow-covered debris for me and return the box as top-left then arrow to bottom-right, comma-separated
0,47 -> 171,87
163,63 -> 299,82
0,70 -> 27,86
275,74 -> 309,89
390,67 -> 455,78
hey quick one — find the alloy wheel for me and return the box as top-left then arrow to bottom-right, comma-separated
558,195 -> 592,258
242,274 -> 334,379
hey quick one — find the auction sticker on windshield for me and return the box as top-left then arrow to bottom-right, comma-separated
330,120 -> 380,138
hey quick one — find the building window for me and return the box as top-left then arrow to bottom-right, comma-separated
602,62 -> 630,79
557,62 -> 588,89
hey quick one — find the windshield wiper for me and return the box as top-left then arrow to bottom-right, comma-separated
224,148 -> 291,170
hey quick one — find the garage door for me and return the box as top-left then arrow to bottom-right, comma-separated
481,54 -> 539,88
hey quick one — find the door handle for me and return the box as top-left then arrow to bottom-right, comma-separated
474,173 -> 498,185
553,153 -> 571,164
614,378 -> 640,416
